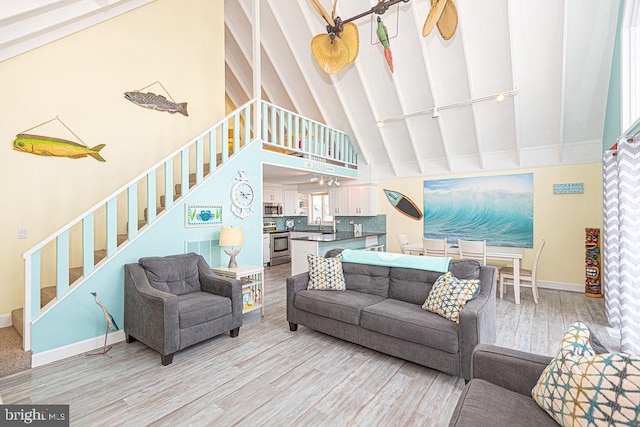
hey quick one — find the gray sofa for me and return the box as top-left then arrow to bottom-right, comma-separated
286,251 -> 497,380
124,253 -> 243,365
449,339 -> 608,426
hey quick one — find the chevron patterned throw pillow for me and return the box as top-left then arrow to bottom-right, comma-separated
532,321 -> 640,426
422,272 -> 479,323
307,254 -> 346,291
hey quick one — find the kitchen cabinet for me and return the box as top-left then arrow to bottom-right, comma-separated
264,187 -> 283,203
348,185 -> 377,216
328,187 -> 348,215
329,186 -> 376,216
284,191 -> 307,216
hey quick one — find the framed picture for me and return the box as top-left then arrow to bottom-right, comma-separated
423,173 -> 533,248
185,204 -> 223,227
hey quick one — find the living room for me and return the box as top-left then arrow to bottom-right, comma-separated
1,0 -> 638,425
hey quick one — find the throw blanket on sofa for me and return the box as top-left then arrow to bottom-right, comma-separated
339,249 -> 451,273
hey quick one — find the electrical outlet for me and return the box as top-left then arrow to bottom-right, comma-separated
349,220 -> 354,225
18,228 -> 28,239
336,220 -> 340,224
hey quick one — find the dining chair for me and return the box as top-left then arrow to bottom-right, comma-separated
499,239 -> 546,304
458,239 -> 487,265
397,233 -> 410,254
422,238 -> 448,257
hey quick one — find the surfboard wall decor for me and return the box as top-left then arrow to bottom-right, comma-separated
384,189 -> 423,220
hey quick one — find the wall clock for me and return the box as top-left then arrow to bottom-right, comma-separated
230,169 -> 255,218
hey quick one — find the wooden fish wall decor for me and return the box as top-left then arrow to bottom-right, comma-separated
124,91 -> 188,116
384,189 -> 423,220
13,134 -> 106,162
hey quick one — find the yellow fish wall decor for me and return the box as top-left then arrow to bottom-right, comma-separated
13,134 -> 106,162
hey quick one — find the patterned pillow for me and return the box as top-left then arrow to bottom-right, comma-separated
307,254 -> 346,291
532,321 -> 640,426
421,272 -> 479,323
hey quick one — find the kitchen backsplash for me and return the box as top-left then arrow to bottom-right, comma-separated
265,215 -> 387,233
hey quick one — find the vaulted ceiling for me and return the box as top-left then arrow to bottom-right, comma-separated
0,1 -> 622,183
225,0 -> 621,181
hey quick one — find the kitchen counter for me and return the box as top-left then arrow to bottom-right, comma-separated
290,231 -> 387,276
290,231 -> 386,242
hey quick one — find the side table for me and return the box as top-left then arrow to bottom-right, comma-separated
211,265 -> 264,316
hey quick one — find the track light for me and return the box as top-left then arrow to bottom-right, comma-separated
327,177 -> 334,186
319,176 -> 325,185
375,88 -> 518,126
334,178 -> 340,187
310,175 -> 319,183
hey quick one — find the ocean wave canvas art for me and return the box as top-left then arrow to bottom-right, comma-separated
423,174 -> 533,248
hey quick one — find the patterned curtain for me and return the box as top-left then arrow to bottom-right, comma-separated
603,137 -> 640,355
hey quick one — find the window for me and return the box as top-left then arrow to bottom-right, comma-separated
309,193 -> 333,225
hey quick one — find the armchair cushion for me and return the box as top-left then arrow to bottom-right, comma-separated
177,292 -> 232,329
450,378 -> 557,427
139,253 -> 202,295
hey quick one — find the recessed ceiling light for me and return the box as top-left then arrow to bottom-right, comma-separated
376,121 -> 384,128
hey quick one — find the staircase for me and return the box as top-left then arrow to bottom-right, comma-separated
7,99 -> 356,376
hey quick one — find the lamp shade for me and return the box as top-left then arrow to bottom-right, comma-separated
219,226 -> 244,247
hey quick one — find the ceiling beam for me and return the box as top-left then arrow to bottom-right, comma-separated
506,0 -> 523,166
558,0 -> 568,163
411,0 -> 452,171
457,5 -> 485,169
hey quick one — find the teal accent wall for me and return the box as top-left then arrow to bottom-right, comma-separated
32,142 -> 264,353
603,0 -> 626,151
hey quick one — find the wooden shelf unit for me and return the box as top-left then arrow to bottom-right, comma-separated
211,265 -> 264,316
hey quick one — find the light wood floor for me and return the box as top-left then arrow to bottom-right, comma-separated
0,264 -> 617,426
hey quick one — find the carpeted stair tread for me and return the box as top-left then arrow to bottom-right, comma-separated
11,286 -> 56,339
0,327 -> 31,378
143,206 -> 165,220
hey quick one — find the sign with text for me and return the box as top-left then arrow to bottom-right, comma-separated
553,183 -> 584,194
1,405 -> 69,426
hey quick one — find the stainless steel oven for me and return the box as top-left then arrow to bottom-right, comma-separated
270,231 -> 290,265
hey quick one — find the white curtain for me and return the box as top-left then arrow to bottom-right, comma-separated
603,137 -> 640,355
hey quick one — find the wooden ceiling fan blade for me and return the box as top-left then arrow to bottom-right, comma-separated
436,0 -> 458,40
311,34 -> 349,74
310,0 -> 335,28
340,22 -> 359,64
332,0 -> 337,21
422,0 -> 448,37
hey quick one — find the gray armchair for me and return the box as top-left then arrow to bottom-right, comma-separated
124,253 -> 243,365
449,335 -> 609,426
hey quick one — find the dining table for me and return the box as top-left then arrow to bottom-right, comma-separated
403,243 -> 526,304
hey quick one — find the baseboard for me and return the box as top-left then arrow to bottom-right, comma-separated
32,330 -> 125,368
0,314 -> 12,328
537,280 -> 585,293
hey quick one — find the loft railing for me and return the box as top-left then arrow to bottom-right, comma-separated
260,101 -> 357,168
21,100 -> 255,351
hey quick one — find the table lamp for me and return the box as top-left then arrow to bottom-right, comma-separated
219,226 -> 244,268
